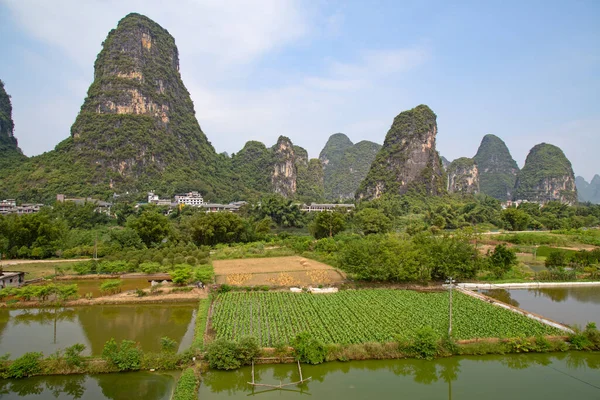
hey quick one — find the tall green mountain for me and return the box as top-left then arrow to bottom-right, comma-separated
0,13 -> 236,202
319,133 -> 354,175
473,134 -> 519,201
0,80 -> 26,170
319,133 -> 381,200
576,175 -> 600,204
514,143 -> 577,204
356,105 -> 445,200
231,141 -> 273,195
446,157 -> 479,194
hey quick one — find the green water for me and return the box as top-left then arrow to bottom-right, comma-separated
199,353 -> 600,399
0,304 -> 197,358
480,286 -> 600,326
0,371 -> 177,399
51,278 -> 152,298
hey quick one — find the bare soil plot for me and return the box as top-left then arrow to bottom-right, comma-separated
213,256 -> 345,286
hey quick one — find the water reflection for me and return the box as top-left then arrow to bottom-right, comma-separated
480,287 -> 600,326
0,372 -> 175,400
199,353 -> 600,399
0,304 -> 197,358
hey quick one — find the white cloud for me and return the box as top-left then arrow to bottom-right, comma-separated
3,0 -> 430,161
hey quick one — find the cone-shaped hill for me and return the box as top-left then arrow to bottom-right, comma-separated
473,134 -> 519,201
356,105 -> 445,200
0,13 -> 236,202
514,143 -> 577,204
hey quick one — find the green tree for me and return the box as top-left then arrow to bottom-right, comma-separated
488,244 -> 517,278
355,208 -> 392,235
127,208 -> 171,247
310,211 -> 346,239
501,208 -> 530,231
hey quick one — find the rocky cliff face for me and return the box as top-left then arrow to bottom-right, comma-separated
0,13 -> 239,202
356,105 -> 445,200
0,80 -> 25,170
272,136 -> 298,197
71,13 -> 217,181
576,175 -> 600,204
447,157 -> 479,194
514,143 -> 577,204
473,134 -> 519,201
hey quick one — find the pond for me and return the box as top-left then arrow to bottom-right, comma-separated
199,353 -> 600,399
0,371 -> 177,399
0,303 -> 197,358
50,278 -> 152,298
479,286 -> 600,327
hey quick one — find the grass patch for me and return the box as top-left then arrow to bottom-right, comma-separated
172,368 -> 199,400
193,299 -> 211,349
495,233 -> 569,246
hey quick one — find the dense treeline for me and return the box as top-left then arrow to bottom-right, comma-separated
1,192 -> 599,282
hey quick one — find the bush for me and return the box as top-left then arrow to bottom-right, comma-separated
172,368 -> 198,400
292,332 -> 326,365
407,326 -> 438,360
101,338 -> 142,371
237,337 -> 261,365
64,343 -> 86,367
7,352 -> 43,378
160,336 -> 177,353
170,265 -> 193,286
205,339 -> 241,370
100,280 -> 122,295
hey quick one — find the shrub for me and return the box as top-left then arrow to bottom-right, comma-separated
205,339 -> 241,370
292,332 -> 326,365
7,352 -> 43,378
407,326 -> 438,359
160,336 -> 177,353
64,343 -> 86,367
101,338 -> 142,371
100,280 -> 122,295
237,337 -> 261,365
170,265 -> 193,286
218,284 -> 232,294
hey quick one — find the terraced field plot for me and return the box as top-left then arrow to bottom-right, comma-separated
211,290 -> 563,346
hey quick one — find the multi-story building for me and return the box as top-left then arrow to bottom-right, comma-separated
175,191 -> 204,207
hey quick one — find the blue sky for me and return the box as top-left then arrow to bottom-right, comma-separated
0,0 -> 598,180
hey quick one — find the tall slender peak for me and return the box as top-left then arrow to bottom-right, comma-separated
447,157 -> 480,194
0,79 -> 25,169
0,14 -> 237,202
473,134 -> 519,200
356,104 -> 445,200
66,12 -> 218,189
271,136 -> 298,197
514,143 -> 577,204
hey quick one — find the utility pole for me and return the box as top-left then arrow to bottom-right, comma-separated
445,276 -> 456,336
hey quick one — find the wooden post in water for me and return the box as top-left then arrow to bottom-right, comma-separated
298,360 -> 303,382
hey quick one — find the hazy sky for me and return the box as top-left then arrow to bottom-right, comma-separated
0,0 -> 598,180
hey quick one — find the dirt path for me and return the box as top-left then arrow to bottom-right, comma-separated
1,258 -> 89,266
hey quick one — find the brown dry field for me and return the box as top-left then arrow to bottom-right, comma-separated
213,256 -> 345,286
213,256 -> 334,274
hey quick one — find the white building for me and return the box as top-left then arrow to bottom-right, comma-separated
175,191 -> 204,207
147,191 -> 172,206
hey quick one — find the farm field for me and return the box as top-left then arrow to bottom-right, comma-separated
210,289 -> 563,346
213,256 -> 345,286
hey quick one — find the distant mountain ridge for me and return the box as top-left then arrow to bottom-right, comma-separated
319,133 -> 381,200
576,175 -> 600,204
